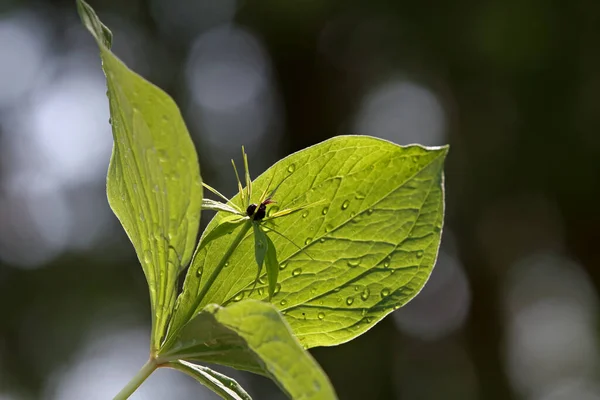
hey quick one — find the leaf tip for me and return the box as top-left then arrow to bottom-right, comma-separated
76,0 -> 113,48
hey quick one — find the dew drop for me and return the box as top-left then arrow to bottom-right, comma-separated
367,208 -> 374,215
234,293 -> 244,302
416,250 -> 424,258
279,263 -> 287,270
380,288 -> 391,297
195,267 -> 203,277
287,164 -> 296,173
258,275 -> 267,284
311,287 -> 317,294
366,317 -> 372,323
318,312 -> 325,320
361,309 -> 367,316
350,211 -> 356,218
273,283 -> 281,295
292,268 -> 302,277
383,257 -> 391,268
319,238 -> 325,243
346,297 -> 354,306
224,262 -> 230,268
361,287 -> 370,301
355,192 -> 366,200
325,224 -> 333,232
108,117 -> 112,125
354,285 -> 360,291
280,299 -> 287,306
334,288 -> 341,292
347,258 -> 361,268
322,207 -> 329,215
305,237 -> 312,245
257,288 -> 264,296
341,200 -> 350,210
302,210 -> 309,218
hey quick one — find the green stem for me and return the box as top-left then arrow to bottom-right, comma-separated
113,358 -> 158,400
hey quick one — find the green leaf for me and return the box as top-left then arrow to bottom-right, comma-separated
77,0 -> 202,352
168,360 -> 251,400
263,232 -> 279,299
252,224 -> 267,282
202,198 -> 243,215
161,300 -> 337,400
171,135 -> 446,348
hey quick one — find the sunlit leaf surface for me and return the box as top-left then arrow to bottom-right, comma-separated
77,0 -> 202,352
171,136 -> 446,348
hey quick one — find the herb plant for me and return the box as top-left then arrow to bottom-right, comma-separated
76,1 -> 448,399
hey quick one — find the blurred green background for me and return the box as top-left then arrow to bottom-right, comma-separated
1,0 -> 599,399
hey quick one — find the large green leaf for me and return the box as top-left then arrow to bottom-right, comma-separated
161,300 -> 337,400
169,136 -> 446,348
168,360 -> 251,400
77,0 -> 202,352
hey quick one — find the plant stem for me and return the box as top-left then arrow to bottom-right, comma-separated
113,358 -> 158,400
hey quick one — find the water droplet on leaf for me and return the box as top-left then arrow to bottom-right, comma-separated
416,250 -> 424,258
383,257 -> 391,268
279,263 -> 287,270
347,258 -> 361,268
305,237 -> 312,245
302,210 -> 309,218
280,299 -> 287,306
346,297 -> 354,306
361,287 -> 370,301
322,207 -> 329,215
292,268 -> 302,277
318,312 -> 325,320
381,288 -> 390,297
234,293 -> 244,302
341,200 -> 350,210
287,164 -> 296,173
274,283 -> 281,295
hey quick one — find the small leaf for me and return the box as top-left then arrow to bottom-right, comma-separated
77,0 -> 202,352
253,224 -> 267,277
161,300 -> 337,400
202,199 -> 243,215
168,360 -> 251,400
263,232 -> 279,299
171,136 -> 446,348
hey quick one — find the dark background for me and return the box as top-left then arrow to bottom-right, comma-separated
0,0 -> 599,399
